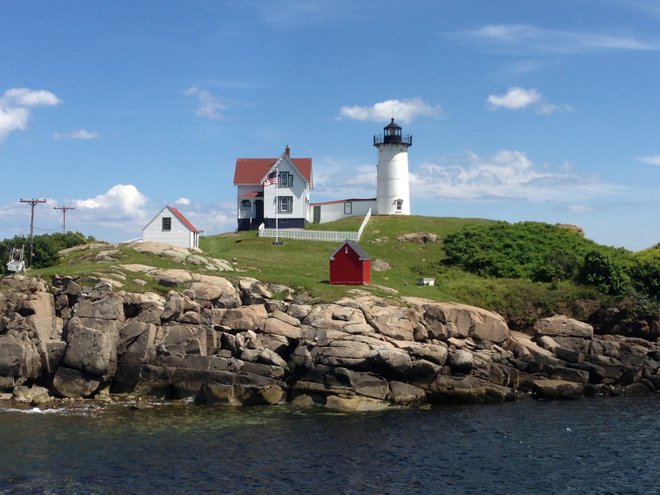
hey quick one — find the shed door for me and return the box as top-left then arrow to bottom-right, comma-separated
313,205 -> 321,223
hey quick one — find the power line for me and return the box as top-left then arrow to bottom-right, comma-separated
53,205 -> 75,233
19,198 -> 47,267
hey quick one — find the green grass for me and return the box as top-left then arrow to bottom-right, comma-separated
26,215 -> 616,323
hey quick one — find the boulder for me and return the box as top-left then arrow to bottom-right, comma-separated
260,317 -> 303,340
222,305 -> 268,331
355,297 -> 418,341
0,334 -> 42,386
389,381 -> 426,405
63,319 -> 118,377
52,366 -> 101,398
323,394 -> 389,412
532,379 -> 584,400
534,315 -> 593,339
190,275 -> 241,308
334,368 -> 390,400
76,293 -> 125,322
238,277 -> 272,305
396,232 -> 437,244
448,348 -> 474,374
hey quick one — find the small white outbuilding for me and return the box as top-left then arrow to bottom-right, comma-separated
142,206 -> 200,249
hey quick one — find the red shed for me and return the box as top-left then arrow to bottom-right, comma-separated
329,240 -> 371,285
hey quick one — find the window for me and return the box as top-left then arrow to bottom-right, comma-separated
395,200 -> 403,212
279,171 -> 293,188
278,196 -> 293,213
162,217 -> 172,231
344,201 -> 352,215
240,200 -> 252,209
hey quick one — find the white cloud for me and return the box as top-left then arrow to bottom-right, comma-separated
458,24 -> 660,54
487,87 -> 572,114
487,87 -> 541,110
311,157 -> 376,198
74,184 -> 147,217
175,197 -> 191,206
638,155 -> 660,166
410,150 -> 620,202
0,87 -> 61,141
185,86 -> 225,119
54,129 -> 100,140
567,204 -> 593,213
338,98 -> 442,123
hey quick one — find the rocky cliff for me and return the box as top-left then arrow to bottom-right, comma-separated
1,274 -> 659,411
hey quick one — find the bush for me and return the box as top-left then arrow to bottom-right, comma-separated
578,250 -> 628,296
444,221 -> 591,281
0,232 -> 94,272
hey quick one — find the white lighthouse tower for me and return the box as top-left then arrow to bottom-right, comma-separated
374,118 -> 412,215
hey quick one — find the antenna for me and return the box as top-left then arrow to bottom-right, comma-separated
53,205 -> 75,233
20,198 -> 47,267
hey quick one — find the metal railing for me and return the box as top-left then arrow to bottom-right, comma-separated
258,209 -> 371,242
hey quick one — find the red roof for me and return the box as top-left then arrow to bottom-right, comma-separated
167,206 -> 200,233
239,191 -> 264,199
233,156 -> 313,185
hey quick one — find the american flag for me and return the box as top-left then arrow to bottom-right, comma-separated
263,170 -> 278,186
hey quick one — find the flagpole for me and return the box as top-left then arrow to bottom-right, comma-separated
275,165 -> 279,244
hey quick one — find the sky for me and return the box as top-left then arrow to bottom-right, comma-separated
1,0 -> 659,250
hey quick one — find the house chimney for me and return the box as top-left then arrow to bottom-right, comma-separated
285,145 -> 290,157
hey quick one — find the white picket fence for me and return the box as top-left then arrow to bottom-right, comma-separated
258,209 -> 371,242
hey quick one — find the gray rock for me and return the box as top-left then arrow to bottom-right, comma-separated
448,348 -> 474,374
222,305 -> 268,331
52,366 -> 101,398
334,368 -> 390,400
389,381 -> 426,405
534,315 -> 593,339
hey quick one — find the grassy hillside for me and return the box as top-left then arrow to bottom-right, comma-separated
200,216 -> 610,320
26,215 -> 657,326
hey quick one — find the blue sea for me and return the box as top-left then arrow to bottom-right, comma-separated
0,396 -> 658,495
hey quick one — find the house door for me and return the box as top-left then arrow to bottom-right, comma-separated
255,200 -> 264,221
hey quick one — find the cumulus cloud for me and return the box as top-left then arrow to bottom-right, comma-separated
457,24 -> 660,54
487,87 -> 541,110
74,184 -> 147,217
338,98 -> 441,123
311,157 -> 376,198
175,197 -> 191,206
410,150 -> 620,202
53,129 -> 100,140
185,86 -> 225,119
0,87 -> 61,141
487,87 -> 572,114
638,155 -> 660,166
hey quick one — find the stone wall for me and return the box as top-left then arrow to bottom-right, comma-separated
1,275 -> 659,411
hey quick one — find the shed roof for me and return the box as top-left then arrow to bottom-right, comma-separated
144,206 -> 200,233
330,240 -> 371,261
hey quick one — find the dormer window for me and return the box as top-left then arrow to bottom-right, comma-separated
279,171 -> 293,188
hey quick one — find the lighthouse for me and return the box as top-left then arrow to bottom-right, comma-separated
373,118 -> 412,215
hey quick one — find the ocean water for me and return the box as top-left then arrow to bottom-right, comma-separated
0,396 -> 658,495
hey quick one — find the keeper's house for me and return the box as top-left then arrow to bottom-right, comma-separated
142,206 -> 200,249
329,240 -> 371,285
233,146 -> 313,231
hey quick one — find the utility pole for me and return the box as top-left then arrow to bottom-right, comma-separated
20,198 -> 47,267
53,205 -> 75,233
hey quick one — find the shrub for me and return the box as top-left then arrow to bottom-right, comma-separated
578,250 -> 628,296
0,232 -> 94,272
